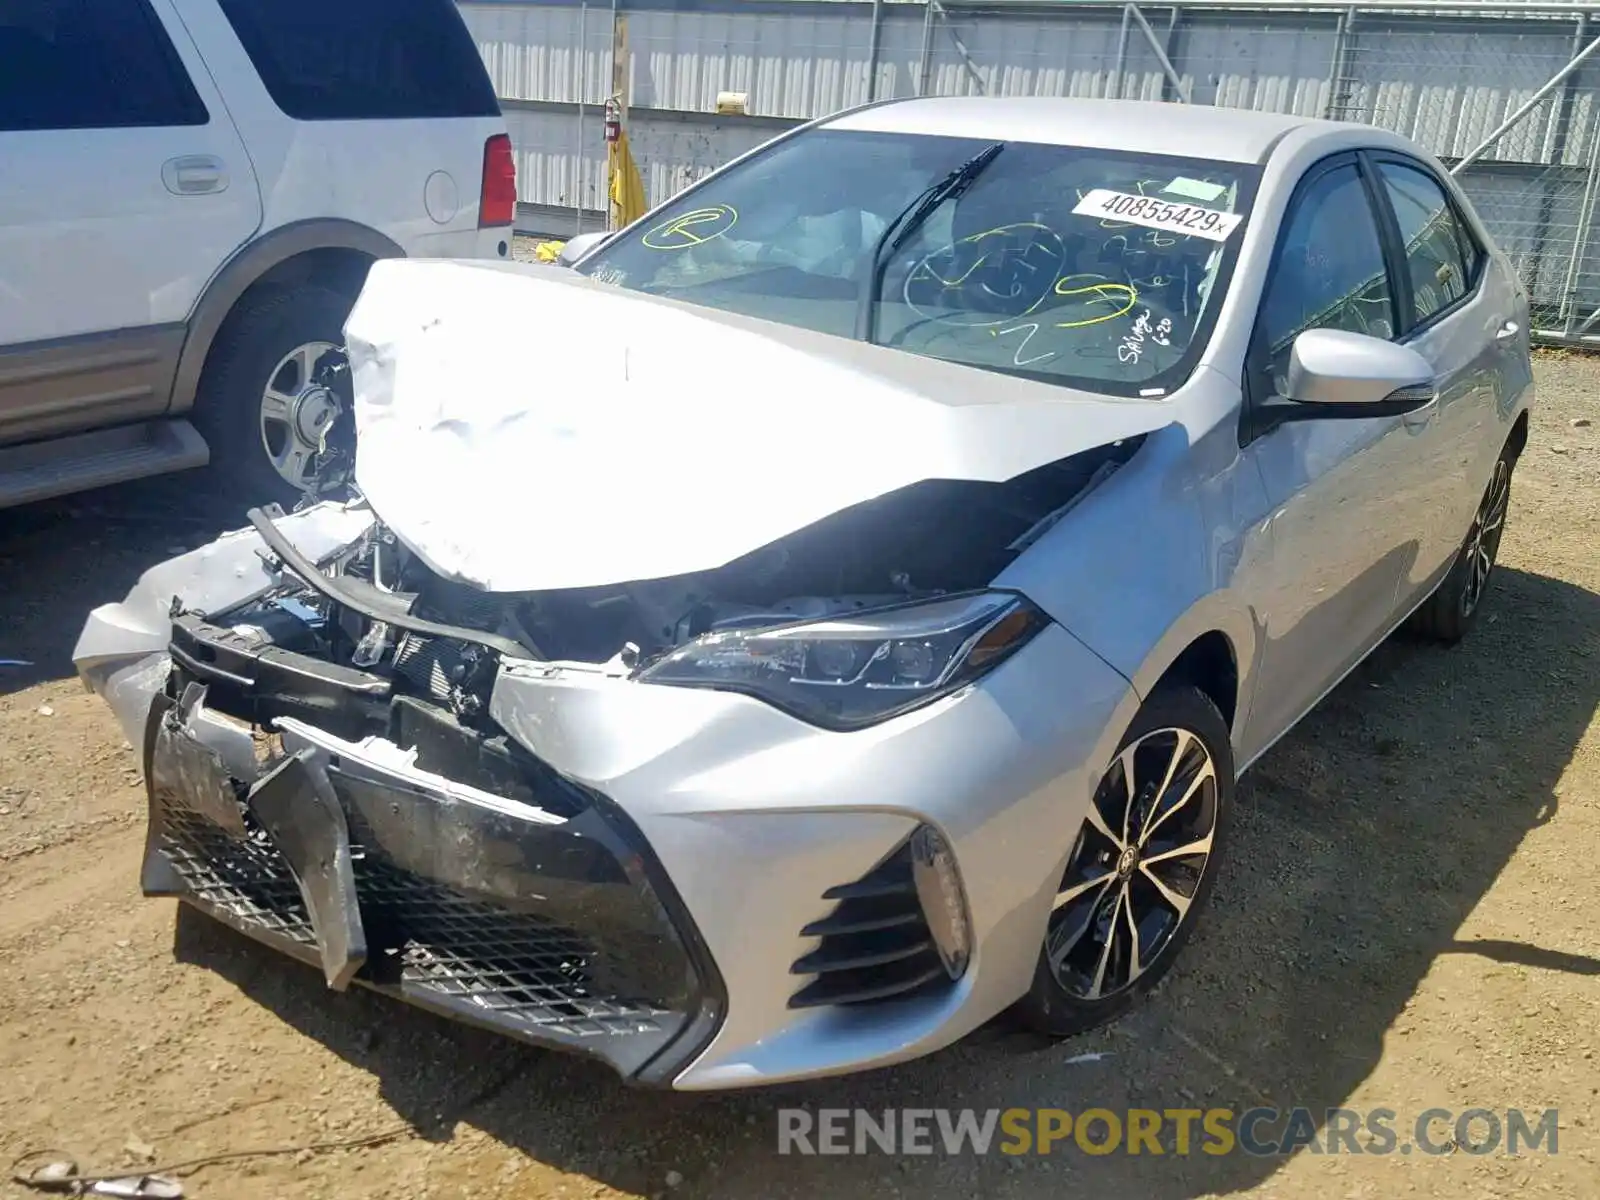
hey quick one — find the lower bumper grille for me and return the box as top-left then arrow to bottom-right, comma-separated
163,800 -> 316,946
146,691 -> 719,1079
356,858 -> 672,1039
789,841 -> 951,1008
159,807 -> 673,1040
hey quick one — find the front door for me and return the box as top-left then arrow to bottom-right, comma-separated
1238,154 -> 1423,762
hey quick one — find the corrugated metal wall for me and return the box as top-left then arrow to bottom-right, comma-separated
458,0 -> 1600,340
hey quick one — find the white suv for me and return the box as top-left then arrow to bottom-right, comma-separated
0,0 -> 514,506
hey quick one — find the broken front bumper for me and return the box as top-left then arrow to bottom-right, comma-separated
77,503 -> 1143,1090
140,681 -> 724,1086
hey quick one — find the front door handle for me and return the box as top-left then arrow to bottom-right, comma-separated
161,154 -> 229,196
1496,320 -> 1520,341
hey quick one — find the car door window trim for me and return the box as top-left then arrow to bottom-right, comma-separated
1240,151 -> 1398,445
1361,150 -> 1487,341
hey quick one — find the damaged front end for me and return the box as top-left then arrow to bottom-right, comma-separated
78,503 -> 725,1083
74,424 -> 1140,1083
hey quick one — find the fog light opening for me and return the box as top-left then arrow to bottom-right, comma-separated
910,824 -> 971,980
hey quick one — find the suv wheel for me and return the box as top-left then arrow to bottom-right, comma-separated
195,284 -> 355,506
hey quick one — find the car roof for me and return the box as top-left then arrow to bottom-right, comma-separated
824,96 -> 1340,165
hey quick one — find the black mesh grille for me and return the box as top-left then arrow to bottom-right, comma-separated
357,858 -> 673,1038
789,841 -> 949,1008
162,799 -> 316,945
158,797 -> 674,1039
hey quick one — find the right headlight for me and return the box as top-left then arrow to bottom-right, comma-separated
637,591 -> 1049,730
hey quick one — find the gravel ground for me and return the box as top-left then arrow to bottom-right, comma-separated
1,355 -> 1597,1199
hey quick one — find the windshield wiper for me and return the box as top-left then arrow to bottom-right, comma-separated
854,141 -> 1005,344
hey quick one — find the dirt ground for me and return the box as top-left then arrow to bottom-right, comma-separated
2,357 -> 1598,1200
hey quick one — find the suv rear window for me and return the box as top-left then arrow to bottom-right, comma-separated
0,0 -> 208,132
216,0 -> 500,121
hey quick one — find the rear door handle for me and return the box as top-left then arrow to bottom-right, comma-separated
162,154 -> 229,196
1496,320 -> 1520,341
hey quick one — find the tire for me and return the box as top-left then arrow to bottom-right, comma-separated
192,283 -> 355,507
1407,446 -> 1516,644
1015,684 -> 1235,1038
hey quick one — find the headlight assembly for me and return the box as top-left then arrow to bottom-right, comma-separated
637,591 -> 1049,729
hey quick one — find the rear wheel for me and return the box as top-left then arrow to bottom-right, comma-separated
194,284 -> 355,507
1016,684 -> 1234,1037
1408,448 -> 1515,644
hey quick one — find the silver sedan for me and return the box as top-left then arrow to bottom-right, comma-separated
75,97 -> 1533,1089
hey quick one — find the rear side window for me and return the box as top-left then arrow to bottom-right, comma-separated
1257,162 -> 1395,393
0,0 -> 208,132
216,0 -> 500,121
1375,161 -> 1479,328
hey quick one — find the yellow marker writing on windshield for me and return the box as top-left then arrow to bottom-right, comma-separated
642,204 -> 739,250
913,255 -> 990,288
1053,276 -> 1137,328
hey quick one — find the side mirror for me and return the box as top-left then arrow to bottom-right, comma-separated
1279,328 -> 1435,417
556,230 -> 613,268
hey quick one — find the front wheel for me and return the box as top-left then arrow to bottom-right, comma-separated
1015,684 -> 1234,1037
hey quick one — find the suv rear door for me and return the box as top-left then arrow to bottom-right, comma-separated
0,0 -> 262,444
180,0 -> 510,262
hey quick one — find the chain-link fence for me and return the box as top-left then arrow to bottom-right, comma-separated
463,0 -> 1600,344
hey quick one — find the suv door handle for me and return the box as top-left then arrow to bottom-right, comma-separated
1496,320 -> 1520,341
162,155 -> 229,196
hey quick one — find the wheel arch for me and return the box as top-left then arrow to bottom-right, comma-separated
167,220 -> 404,416
1153,631 -> 1240,732
1123,597 -> 1262,753
1506,406 -> 1530,462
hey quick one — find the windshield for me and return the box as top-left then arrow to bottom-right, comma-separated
576,129 -> 1261,396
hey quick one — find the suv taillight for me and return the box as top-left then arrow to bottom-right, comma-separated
479,133 -> 516,228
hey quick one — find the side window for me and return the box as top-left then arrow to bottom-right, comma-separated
0,0 -> 208,132
216,0 -> 500,121
1375,161 -> 1476,327
1257,162 -> 1395,394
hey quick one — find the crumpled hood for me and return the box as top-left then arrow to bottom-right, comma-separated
344,258 -> 1176,593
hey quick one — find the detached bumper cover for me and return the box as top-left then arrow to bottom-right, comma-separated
141,683 -> 724,1085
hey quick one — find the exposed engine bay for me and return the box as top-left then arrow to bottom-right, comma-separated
177,437 -> 1140,748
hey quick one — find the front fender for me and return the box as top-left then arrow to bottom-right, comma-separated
72,503 -> 374,746
996,418 -> 1272,758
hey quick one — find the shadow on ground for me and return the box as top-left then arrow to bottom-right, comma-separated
0,477 -> 246,696
169,562 -> 1600,1199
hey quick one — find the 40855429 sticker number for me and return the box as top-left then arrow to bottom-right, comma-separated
1072,189 -> 1243,243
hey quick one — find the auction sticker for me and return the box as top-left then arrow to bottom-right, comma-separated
1072,188 -> 1243,242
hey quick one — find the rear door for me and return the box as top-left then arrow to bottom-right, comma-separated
1365,152 -> 1522,607
0,0 -> 261,443
179,0 -> 509,262
1238,153 -> 1421,760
